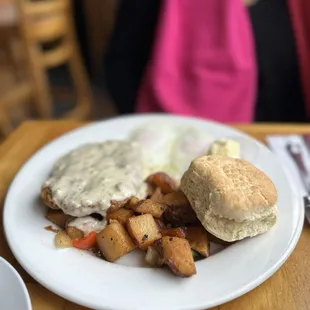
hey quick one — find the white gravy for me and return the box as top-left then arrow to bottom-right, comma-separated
44,140 -> 147,217
68,216 -> 107,236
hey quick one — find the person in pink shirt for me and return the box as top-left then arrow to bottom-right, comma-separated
104,0 -> 310,123
137,0 -> 256,123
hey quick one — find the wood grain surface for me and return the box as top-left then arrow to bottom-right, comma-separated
0,121 -> 309,310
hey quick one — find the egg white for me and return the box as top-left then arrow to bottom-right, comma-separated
129,122 -> 214,179
171,127 -> 213,176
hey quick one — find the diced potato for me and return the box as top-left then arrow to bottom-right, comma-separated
186,227 -> 210,257
150,187 -> 164,203
162,191 -> 189,207
145,246 -> 162,267
158,236 -> 196,277
146,184 -> 155,197
66,226 -> 84,239
55,230 -> 72,248
108,219 -> 120,224
161,227 -> 186,239
146,172 -> 178,194
127,214 -> 162,250
134,199 -> 166,218
46,209 -> 71,228
124,196 -> 140,210
106,208 -> 134,225
107,198 -> 130,213
96,222 -> 136,262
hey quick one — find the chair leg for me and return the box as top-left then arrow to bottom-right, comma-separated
0,107 -> 13,137
26,45 -> 53,118
5,38 -> 24,81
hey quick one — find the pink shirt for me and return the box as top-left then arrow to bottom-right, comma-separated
137,0 -> 257,123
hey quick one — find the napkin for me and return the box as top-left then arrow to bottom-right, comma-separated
267,135 -> 310,222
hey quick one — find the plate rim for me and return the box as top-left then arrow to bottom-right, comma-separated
3,114 -> 305,310
0,257 -> 32,310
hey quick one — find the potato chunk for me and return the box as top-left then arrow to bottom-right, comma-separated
146,172 -> 178,194
158,236 -> 196,277
162,191 -> 189,206
55,231 -> 72,248
145,246 -> 162,267
107,198 -> 131,213
124,196 -> 140,210
186,227 -> 210,257
150,187 -> 164,203
96,222 -> 136,262
127,214 -> 162,250
106,208 -> 134,225
161,227 -> 187,239
134,199 -> 166,218
66,226 -> 84,239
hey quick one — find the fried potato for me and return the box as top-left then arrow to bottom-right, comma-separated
186,227 -> 210,257
145,246 -> 162,267
150,187 -> 165,203
46,209 -> 71,228
146,172 -> 178,194
107,198 -> 131,213
96,222 -> 136,262
106,208 -> 134,225
161,227 -> 187,239
127,214 -> 162,250
124,196 -> 140,210
146,183 -> 155,197
157,236 -> 196,277
55,230 -> 72,248
66,226 -> 84,239
134,199 -> 166,218
162,190 -> 189,206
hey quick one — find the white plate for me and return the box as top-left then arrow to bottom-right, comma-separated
0,257 -> 32,310
3,114 -> 304,310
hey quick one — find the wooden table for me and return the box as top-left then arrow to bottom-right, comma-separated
0,121 -> 310,310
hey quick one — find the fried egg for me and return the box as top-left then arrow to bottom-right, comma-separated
171,127 -> 213,175
129,122 -> 213,179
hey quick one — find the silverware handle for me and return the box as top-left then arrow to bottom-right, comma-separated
287,144 -> 307,174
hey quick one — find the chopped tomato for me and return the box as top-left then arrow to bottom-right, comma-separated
72,232 -> 97,250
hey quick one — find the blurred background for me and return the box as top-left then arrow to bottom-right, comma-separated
0,0 -> 309,140
0,0 -> 118,140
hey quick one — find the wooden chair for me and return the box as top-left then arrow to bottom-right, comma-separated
0,0 -> 93,137
0,0 -> 30,135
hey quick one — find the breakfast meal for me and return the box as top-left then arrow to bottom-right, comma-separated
41,123 -> 278,278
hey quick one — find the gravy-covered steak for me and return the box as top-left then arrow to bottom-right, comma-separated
42,140 -> 147,219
